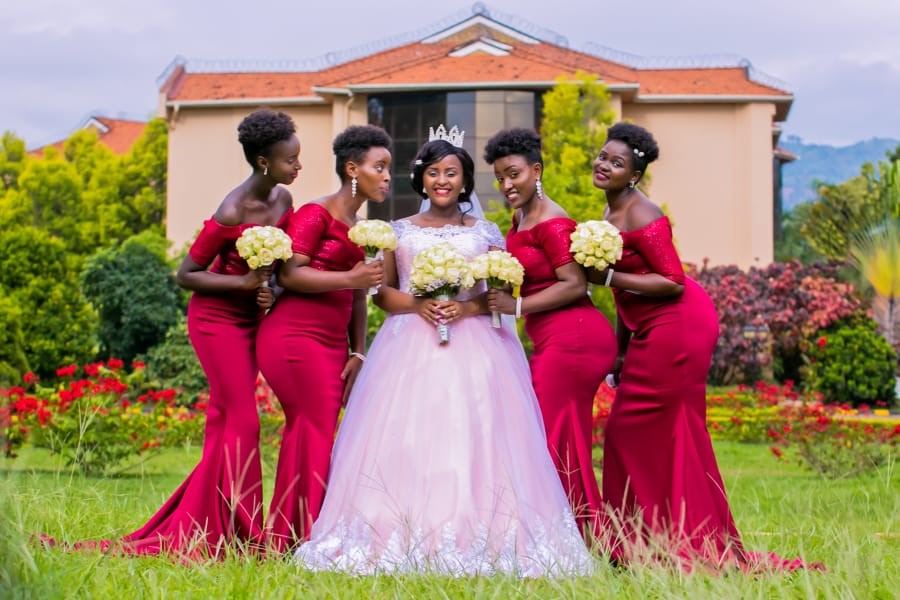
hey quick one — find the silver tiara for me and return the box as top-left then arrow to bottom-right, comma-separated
428,124 -> 465,148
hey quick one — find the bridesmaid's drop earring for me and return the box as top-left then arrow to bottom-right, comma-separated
351,177 -> 358,198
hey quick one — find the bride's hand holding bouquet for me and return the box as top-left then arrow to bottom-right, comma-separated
470,250 -> 524,328
348,219 -> 397,295
408,242 -> 475,344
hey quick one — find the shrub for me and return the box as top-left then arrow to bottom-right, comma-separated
806,319 -> 897,406
0,294 -> 29,386
81,233 -> 183,364
4,361 -> 201,474
4,363 -> 285,475
142,320 -> 207,405
691,260 -> 866,385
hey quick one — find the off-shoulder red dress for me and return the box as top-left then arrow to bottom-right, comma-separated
256,203 -> 364,553
602,217 -> 820,571
506,216 -> 617,537
116,209 -> 291,556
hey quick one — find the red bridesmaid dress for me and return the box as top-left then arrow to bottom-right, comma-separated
117,209 -> 291,556
256,203 -> 364,553
602,216 -> 820,571
506,216 -> 617,538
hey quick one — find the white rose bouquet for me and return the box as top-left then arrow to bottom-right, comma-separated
235,226 -> 294,286
348,219 -> 398,295
408,242 -> 476,344
569,220 -> 623,271
470,250 -> 525,328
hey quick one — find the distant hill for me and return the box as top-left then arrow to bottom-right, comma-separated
780,136 -> 899,210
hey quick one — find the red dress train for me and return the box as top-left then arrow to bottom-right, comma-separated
256,203 -> 364,553
104,211 -> 289,557
602,216 -> 820,570
506,217 -> 617,537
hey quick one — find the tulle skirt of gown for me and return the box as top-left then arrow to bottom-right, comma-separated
295,313 -> 594,577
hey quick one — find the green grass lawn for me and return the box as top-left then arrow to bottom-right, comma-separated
1,442 -> 897,599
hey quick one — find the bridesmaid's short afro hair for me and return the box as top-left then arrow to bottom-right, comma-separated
605,122 -> 660,172
237,109 -> 296,166
332,125 -> 393,181
482,128 -> 543,166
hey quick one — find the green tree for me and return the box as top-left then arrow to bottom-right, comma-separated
118,118 -> 168,235
0,131 -> 26,191
81,233 -> 183,364
0,226 -> 97,376
800,162 -> 885,259
849,158 -> 900,350
0,293 -> 29,385
540,71 -> 616,223
0,152 -> 89,253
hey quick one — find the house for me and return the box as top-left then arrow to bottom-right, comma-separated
157,5 -> 792,267
29,115 -> 147,157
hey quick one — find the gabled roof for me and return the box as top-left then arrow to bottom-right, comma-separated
160,7 -> 791,119
29,115 -> 147,156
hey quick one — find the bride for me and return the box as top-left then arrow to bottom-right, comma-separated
294,130 -> 594,576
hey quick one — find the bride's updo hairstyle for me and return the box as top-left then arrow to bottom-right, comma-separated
409,139 -> 476,211
605,122 -> 660,179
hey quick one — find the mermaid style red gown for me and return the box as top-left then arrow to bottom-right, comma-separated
506,217 -> 617,537
256,203 -> 364,553
602,216 -> 820,570
600,216 -> 739,566
116,210 -> 290,556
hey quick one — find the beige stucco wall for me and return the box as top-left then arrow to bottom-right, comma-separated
165,98 -> 776,267
165,103 -> 340,250
621,102 -> 775,268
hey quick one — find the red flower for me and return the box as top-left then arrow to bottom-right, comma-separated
22,372 -> 36,385
769,446 -> 784,458
816,336 -> 827,349
132,360 -> 146,370
107,358 -> 124,370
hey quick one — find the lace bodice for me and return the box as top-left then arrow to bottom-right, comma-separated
392,219 -> 505,300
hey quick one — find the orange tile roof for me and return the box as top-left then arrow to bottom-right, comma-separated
91,117 -> 147,154
163,21 -> 790,103
635,68 -> 786,96
29,116 -> 147,156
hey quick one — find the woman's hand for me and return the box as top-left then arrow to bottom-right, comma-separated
256,285 -> 275,310
607,354 -> 625,387
347,259 -> 384,290
241,266 -> 273,291
340,355 -> 365,406
486,288 -> 517,315
434,299 -> 470,325
414,297 -> 443,325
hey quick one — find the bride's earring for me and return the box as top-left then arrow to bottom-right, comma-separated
351,177 -> 358,198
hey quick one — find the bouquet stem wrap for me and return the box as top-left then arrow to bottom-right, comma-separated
436,293 -> 451,344
364,249 -> 383,296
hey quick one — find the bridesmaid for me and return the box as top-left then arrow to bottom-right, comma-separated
115,109 -> 298,556
589,122 -> 818,570
483,128 -> 616,540
256,125 -> 391,553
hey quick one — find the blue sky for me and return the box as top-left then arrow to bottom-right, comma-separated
2,0 -> 898,148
